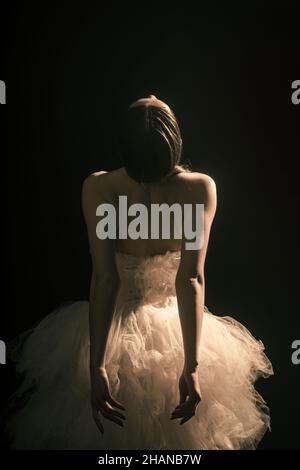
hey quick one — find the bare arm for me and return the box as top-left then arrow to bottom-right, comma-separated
89,274 -> 119,371
172,175 -> 217,424
82,173 -> 125,433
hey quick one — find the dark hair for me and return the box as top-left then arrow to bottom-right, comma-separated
118,98 -> 183,183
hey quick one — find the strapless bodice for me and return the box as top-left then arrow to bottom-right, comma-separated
115,250 -> 181,307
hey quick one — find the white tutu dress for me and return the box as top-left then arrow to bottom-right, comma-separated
6,250 -> 273,450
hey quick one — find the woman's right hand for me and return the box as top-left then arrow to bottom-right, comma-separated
91,367 -> 126,434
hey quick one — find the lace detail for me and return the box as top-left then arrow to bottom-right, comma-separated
116,250 -> 181,307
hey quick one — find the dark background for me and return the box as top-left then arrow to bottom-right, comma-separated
0,4 -> 299,449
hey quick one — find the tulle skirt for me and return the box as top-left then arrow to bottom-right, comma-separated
6,298 -> 273,450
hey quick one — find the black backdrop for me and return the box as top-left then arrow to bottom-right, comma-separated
0,5 -> 299,449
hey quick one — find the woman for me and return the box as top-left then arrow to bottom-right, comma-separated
6,95 -> 273,450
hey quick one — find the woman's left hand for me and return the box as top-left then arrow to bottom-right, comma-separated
170,370 -> 202,425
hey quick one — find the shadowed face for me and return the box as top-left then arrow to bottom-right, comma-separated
120,95 -> 182,183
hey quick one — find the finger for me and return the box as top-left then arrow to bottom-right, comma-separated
100,409 -> 124,427
171,410 -> 186,419
105,403 -> 126,420
171,408 -> 187,419
172,394 -> 200,420
180,415 -> 194,425
107,395 -> 126,411
175,403 -> 185,410
175,396 -> 199,412
171,403 -> 194,419
92,408 -> 104,434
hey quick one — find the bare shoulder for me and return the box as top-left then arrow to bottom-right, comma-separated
81,171 -> 112,215
179,170 -> 215,187
82,169 -> 122,197
178,171 -> 217,204
195,173 -> 216,200
82,171 -> 107,192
